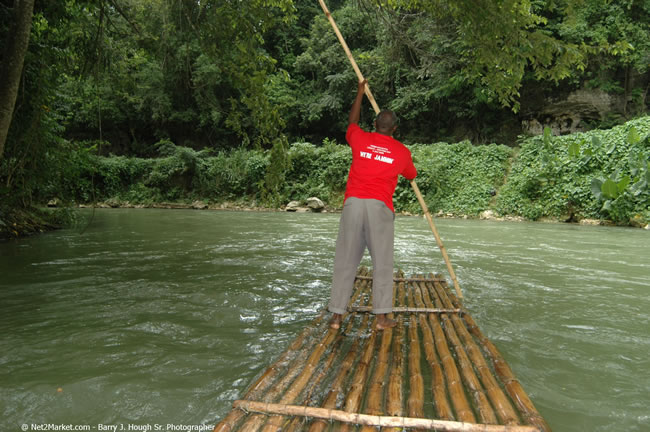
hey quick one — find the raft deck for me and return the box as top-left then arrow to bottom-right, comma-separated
214,268 -> 551,432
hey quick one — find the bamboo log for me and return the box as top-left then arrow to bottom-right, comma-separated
349,305 -> 462,314
281,418 -> 302,432
260,326 -> 340,431
237,329 -> 334,431
234,270 -> 371,432
406,283 -> 425,420
307,275 -> 374,432
272,311 -> 356,432
427,279 -> 520,426
282,340 -> 340,432
284,276 -> 371,432
410,276 -> 454,421
417,283 -> 476,423
383,280 -> 406,432
213,310 -> 327,432
355,275 -> 446,282
359,309 -> 394,432
338,322 -> 379,432
417,280 -> 498,424
233,401 -> 541,432
267,271 -> 371,410
439,278 -> 551,432
364,275 -> 398,418
307,312 -> 372,432
300,297 -> 363,406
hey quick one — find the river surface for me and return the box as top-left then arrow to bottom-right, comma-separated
1,209 -> 648,432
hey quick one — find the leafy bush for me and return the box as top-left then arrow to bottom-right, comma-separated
59,116 -> 648,227
199,147 -> 269,199
496,117 -> 650,223
75,142 -> 270,203
96,155 -> 154,200
396,141 -> 513,214
284,139 -> 351,203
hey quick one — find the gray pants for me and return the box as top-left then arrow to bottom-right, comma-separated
329,197 -> 395,315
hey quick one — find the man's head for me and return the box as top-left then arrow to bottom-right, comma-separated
375,110 -> 398,136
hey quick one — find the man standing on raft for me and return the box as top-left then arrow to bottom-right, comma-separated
328,79 -> 417,330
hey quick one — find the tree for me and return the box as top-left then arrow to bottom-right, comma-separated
0,0 -> 35,160
362,0 -> 588,112
57,0 -> 297,154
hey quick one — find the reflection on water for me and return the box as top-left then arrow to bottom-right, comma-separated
1,209 -> 648,431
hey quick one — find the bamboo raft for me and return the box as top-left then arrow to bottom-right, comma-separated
213,268 -> 551,432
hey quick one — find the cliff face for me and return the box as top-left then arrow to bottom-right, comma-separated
521,88 -> 617,136
519,69 -> 649,137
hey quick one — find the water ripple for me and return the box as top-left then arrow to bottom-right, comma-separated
0,210 -> 648,432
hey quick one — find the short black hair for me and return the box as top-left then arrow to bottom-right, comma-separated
376,110 -> 398,130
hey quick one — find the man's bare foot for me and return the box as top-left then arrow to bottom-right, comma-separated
329,313 -> 342,329
376,314 -> 397,330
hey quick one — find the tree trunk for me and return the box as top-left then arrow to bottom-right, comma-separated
0,0 -> 36,160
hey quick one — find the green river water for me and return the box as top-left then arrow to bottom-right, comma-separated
1,208 -> 648,432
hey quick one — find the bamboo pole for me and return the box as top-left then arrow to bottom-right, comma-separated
359,305 -> 394,431
233,401 -> 541,432
237,329 -> 333,431
213,311 -> 327,432
317,0 -> 463,299
282,341 -> 341,432
427,279 -> 520,426
337,268 -> 378,432
411,181 -> 464,299
282,349 -> 339,432
269,272 -> 373,432
439,277 -> 552,432
307,273 -> 373,432
260,325 -> 340,431
271,308 -> 356,432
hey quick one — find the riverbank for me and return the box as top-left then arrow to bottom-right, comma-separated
82,199 -> 650,228
71,199 -> 650,229
2,197 -> 647,241
0,206 -> 64,241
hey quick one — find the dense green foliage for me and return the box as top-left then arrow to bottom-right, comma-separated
61,141 -> 268,204
276,0 -> 649,144
7,0 -> 645,155
0,1 -> 75,208
54,135 -> 513,215
405,142 -> 512,215
1,0 -> 649,237
45,117 -> 647,227
496,117 -> 650,224
57,0 -> 294,153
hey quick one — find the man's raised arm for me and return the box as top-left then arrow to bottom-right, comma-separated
348,79 -> 367,125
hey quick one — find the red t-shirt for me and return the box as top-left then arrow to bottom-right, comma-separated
344,123 -> 417,212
